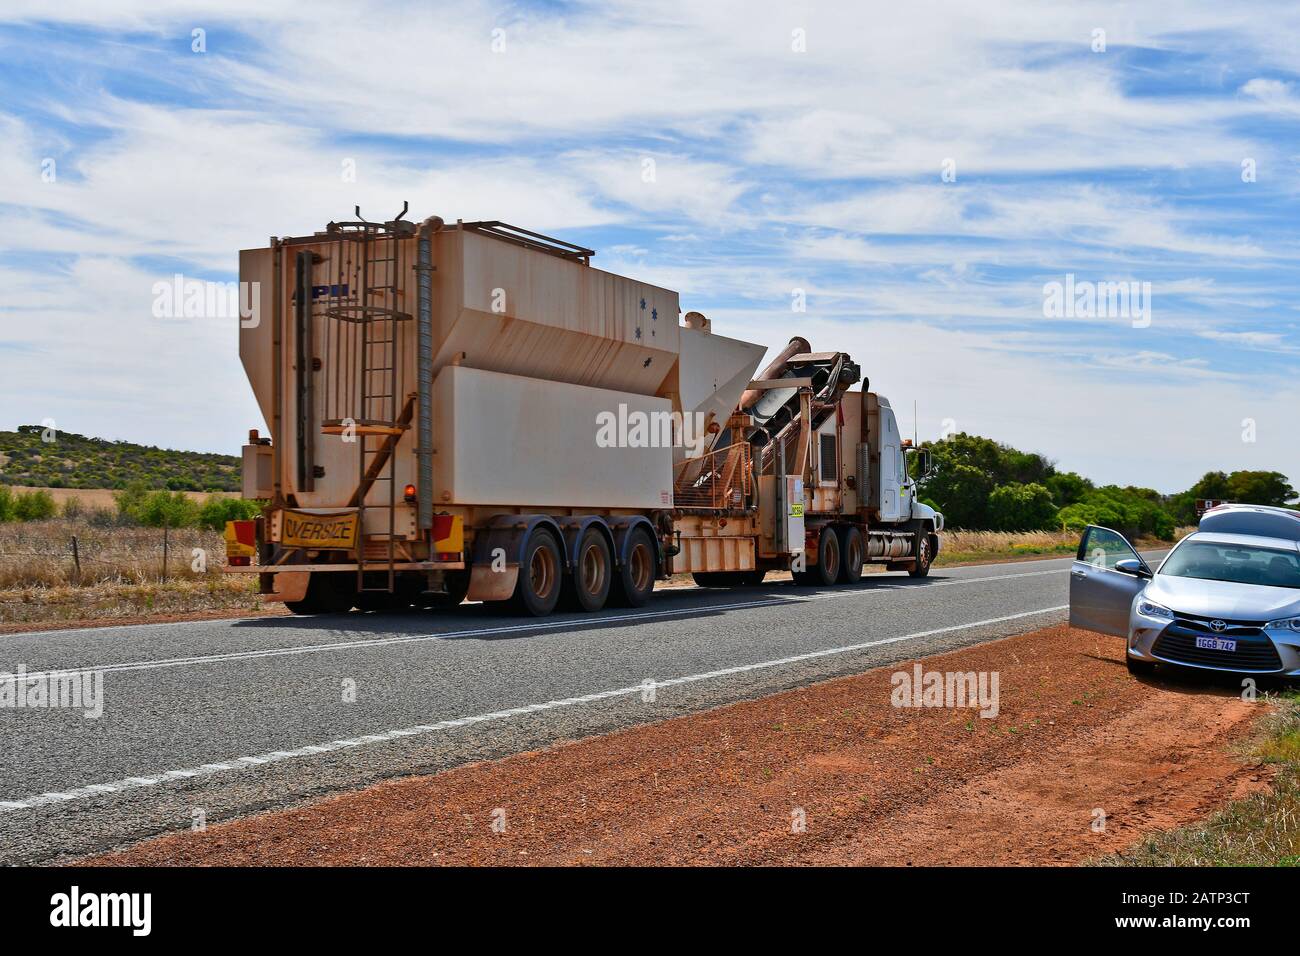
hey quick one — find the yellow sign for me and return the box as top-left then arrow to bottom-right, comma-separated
223,520 -> 257,558
281,510 -> 360,550
790,503 -> 804,517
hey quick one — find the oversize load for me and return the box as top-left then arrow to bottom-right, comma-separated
281,510 -> 359,549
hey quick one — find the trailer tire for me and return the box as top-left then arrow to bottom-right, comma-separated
562,526 -> 613,612
285,573 -> 357,615
611,526 -> 656,607
837,526 -> 864,584
908,531 -> 934,578
510,528 -> 563,617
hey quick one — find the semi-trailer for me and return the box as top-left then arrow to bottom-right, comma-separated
224,207 -> 943,616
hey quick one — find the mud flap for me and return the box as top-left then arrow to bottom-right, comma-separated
468,564 -> 519,603
263,570 -> 310,603
466,515 -> 562,603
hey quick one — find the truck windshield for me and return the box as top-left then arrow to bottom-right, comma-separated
1161,541 -> 1300,589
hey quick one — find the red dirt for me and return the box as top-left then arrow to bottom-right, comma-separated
85,624 -> 1272,866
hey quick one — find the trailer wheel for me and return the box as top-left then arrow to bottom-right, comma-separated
562,527 -> 613,612
611,526 -> 656,607
511,528 -> 563,616
285,573 -> 357,615
837,526 -> 864,584
908,531 -> 934,578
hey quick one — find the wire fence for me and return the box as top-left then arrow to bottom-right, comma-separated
0,520 -> 230,588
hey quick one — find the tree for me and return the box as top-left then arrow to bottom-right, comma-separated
1045,471 -> 1092,508
987,483 -> 1058,531
925,461 -> 995,529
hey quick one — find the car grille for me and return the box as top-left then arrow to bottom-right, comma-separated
1171,611 -> 1265,635
1153,621 -> 1282,672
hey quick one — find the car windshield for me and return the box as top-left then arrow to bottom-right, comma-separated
1161,540 -> 1300,589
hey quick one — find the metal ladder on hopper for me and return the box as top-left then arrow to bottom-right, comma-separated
323,204 -> 415,595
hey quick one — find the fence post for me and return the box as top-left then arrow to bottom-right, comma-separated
162,524 -> 169,583
70,535 -> 81,586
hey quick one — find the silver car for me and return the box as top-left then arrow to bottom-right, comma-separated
1070,506 -> 1300,678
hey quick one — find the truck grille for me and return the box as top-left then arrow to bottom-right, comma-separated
1152,622 -> 1282,672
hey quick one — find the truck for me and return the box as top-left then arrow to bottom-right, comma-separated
224,206 -> 944,616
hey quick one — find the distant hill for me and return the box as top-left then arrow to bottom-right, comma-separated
0,426 -> 240,492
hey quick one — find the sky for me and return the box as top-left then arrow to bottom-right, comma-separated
0,1 -> 1298,493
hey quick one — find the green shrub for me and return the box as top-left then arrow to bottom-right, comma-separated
135,490 -> 199,528
113,480 -> 150,523
61,496 -> 83,520
987,482 -> 1058,531
13,489 -> 57,521
197,495 -> 261,531
0,486 -> 12,522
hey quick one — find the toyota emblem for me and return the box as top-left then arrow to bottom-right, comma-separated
1209,619 -> 1227,632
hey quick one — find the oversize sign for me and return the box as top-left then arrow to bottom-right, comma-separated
281,510 -> 360,550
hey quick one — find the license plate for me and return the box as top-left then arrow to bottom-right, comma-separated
280,510 -> 359,550
1195,636 -> 1237,652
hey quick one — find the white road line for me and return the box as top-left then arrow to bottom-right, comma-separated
0,604 -> 1067,813
9,566 -> 1070,682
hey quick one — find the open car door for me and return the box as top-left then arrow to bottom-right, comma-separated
1069,525 -> 1150,637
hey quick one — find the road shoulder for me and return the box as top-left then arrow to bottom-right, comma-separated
83,623 -> 1270,866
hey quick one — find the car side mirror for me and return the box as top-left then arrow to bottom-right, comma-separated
1115,558 -> 1152,579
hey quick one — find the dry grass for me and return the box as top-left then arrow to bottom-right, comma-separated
7,486 -> 236,509
1097,692 -> 1300,867
936,526 -> 1193,566
1,577 -> 262,627
0,519 -> 228,589
0,518 -> 259,626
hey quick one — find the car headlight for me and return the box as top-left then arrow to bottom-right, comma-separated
1264,617 -> 1300,631
1137,600 -> 1174,621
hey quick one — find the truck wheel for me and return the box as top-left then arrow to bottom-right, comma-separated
562,527 -> 613,612
285,573 -> 357,615
510,528 -> 563,616
794,528 -> 839,587
908,532 -> 933,578
837,526 -> 864,583
611,526 -> 656,607
816,526 -> 842,585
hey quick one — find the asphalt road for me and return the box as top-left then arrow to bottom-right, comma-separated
0,553 -> 1163,864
